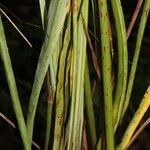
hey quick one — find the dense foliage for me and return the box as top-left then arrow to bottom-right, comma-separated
0,0 -> 150,149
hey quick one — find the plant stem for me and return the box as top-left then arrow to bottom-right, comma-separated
110,0 -> 128,130
125,118 -> 150,149
53,15 -> 71,150
122,0 -> 150,118
44,102 -> 53,150
127,0 -> 143,40
0,16 -> 30,150
118,86 -> 150,150
73,0 -> 89,149
84,59 -> 97,148
67,0 -> 78,148
38,0 -> 47,29
26,0 -> 69,142
44,73 -> 53,150
98,0 -> 114,149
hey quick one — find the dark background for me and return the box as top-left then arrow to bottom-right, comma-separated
0,0 -> 149,149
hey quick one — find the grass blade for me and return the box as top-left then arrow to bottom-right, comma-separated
125,118 -> 150,149
26,0 -> 70,143
118,86 -> 150,149
110,0 -> 128,131
67,0 -> 89,149
127,0 -> 143,40
38,0 -> 47,29
0,16 -> 30,150
84,59 -> 97,148
122,0 -> 150,118
53,15 -> 71,150
67,0 -> 78,148
98,0 -> 114,149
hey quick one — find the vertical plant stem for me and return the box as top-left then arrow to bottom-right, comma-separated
53,15 -> 71,150
73,0 -> 88,149
26,0 -> 69,143
0,16 -> 30,150
84,59 -> 97,149
39,0 -> 47,29
110,0 -> 128,131
98,1 -> 114,150
67,0 -> 88,149
67,0 -> 78,148
127,0 -> 143,40
118,86 -> 150,150
64,49 -> 71,121
44,102 -> 53,150
125,118 -> 150,149
122,0 -> 150,118
44,73 -> 53,150
38,1 -> 53,149
45,27 -> 61,150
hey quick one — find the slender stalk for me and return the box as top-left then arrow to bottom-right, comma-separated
73,15 -> 86,150
82,19 -> 100,79
34,1 -> 59,148
125,118 -> 150,149
67,0 -> 78,148
0,16 -> 30,150
38,1 -> 53,149
44,102 -> 53,150
73,0 -> 88,149
45,25 -> 61,150
53,15 -> 71,150
64,49 -> 71,121
118,86 -> 150,150
26,0 -> 69,143
127,0 -> 143,40
84,59 -> 97,149
38,0 -> 47,29
110,0 -> 128,131
78,88 -> 84,149
98,1 -> 114,149
44,73 -> 53,150
122,0 -> 150,118
67,0 -> 89,149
